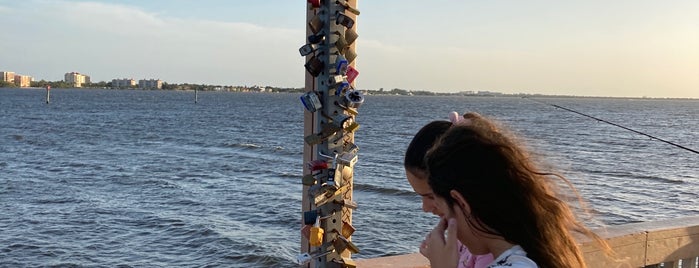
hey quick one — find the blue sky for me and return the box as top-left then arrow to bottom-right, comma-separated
1,0 -> 697,98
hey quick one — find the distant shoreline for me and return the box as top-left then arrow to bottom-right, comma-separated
2,86 -> 696,101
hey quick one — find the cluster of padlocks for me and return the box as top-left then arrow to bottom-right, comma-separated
298,0 -> 363,267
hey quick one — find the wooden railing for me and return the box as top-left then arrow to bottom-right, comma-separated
355,215 -> 699,268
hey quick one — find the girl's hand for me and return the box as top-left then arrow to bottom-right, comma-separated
419,218 -> 459,268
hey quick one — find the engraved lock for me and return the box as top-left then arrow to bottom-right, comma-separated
304,56 -> 324,77
308,31 -> 326,44
344,28 -> 358,45
344,48 -> 357,64
335,55 -> 349,75
307,0 -> 321,8
300,91 -> 322,112
344,90 -> 364,109
308,14 -> 323,34
310,216 -> 325,247
336,13 -> 355,29
335,0 -> 360,15
299,43 -> 318,57
345,65 -> 359,84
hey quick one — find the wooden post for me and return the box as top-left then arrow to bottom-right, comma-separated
45,85 -> 51,104
303,1 -> 360,267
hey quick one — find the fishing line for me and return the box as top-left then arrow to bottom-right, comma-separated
525,97 -> 699,155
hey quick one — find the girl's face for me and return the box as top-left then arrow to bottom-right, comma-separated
432,190 -> 490,255
405,169 -> 444,217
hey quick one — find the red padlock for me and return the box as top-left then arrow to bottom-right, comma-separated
308,0 -> 321,8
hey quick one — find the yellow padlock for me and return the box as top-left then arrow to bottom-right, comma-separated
310,216 -> 324,247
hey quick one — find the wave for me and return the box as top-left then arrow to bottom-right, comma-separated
353,183 -> 415,197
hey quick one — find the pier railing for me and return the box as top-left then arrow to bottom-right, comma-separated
355,215 -> 699,268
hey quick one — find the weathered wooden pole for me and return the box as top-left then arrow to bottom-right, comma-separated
301,0 -> 362,267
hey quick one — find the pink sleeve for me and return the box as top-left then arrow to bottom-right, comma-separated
457,241 -> 495,268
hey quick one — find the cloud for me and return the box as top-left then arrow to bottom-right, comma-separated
2,0 -> 304,86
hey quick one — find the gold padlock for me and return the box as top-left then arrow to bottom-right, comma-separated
310,216 -> 324,247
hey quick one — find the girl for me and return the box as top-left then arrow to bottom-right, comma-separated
420,112 -> 609,268
405,119 -> 493,268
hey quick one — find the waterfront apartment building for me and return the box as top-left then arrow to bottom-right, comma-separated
138,79 -> 163,89
112,78 -> 136,88
1,71 -> 15,83
14,75 -> 32,87
64,72 -> 90,87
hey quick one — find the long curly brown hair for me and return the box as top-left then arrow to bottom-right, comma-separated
425,112 -> 610,268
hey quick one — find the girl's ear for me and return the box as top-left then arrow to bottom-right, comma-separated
450,189 -> 471,216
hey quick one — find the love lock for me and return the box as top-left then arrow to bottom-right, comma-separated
336,13 -> 355,29
299,43 -> 318,57
335,0 -> 360,15
300,91 -> 322,112
344,48 -> 357,64
304,56 -> 324,77
335,55 -> 349,75
308,13 -> 323,34
345,65 -> 359,84
310,216 -> 324,247
343,90 -> 364,109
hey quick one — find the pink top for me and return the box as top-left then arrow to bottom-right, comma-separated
458,241 -> 494,268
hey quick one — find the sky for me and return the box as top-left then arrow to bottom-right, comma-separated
1,0 -> 697,98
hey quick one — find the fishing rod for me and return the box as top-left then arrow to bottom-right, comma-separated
525,97 -> 699,155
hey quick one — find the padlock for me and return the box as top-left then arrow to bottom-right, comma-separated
334,82 -> 350,96
318,152 -> 339,187
336,13 -> 355,28
300,91 -> 322,112
335,55 -> 349,75
335,0 -> 360,15
296,249 -> 334,265
314,183 -> 350,206
302,173 -> 318,186
308,14 -> 323,34
344,142 -> 359,154
307,0 -> 321,8
301,224 -> 312,240
299,43 -> 318,57
305,56 -> 324,77
307,159 -> 329,171
338,257 -> 357,268
342,220 -> 356,238
303,209 -> 319,225
337,235 -> 360,254
337,151 -> 358,167
308,31 -> 326,44
344,49 -> 357,64
344,28 -> 358,45
310,216 -> 324,247
331,114 -> 351,130
345,65 -> 359,84
344,90 -> 364,109
329,74 -> 345,86
330,122 -> 360,144
333,198 -> 358,210
305,123 -> 342,145
335,33 -> 348,53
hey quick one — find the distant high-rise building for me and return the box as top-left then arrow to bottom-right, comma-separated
1,71 -> 15,83
138,79 -> 163,89
112,78 -> 136,88
14,75 -> 32,87
64,72 -> 88,87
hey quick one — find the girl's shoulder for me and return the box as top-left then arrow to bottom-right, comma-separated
485,245 -> 538,268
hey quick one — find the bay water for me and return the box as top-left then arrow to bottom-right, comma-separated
1,88 -> 697,267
